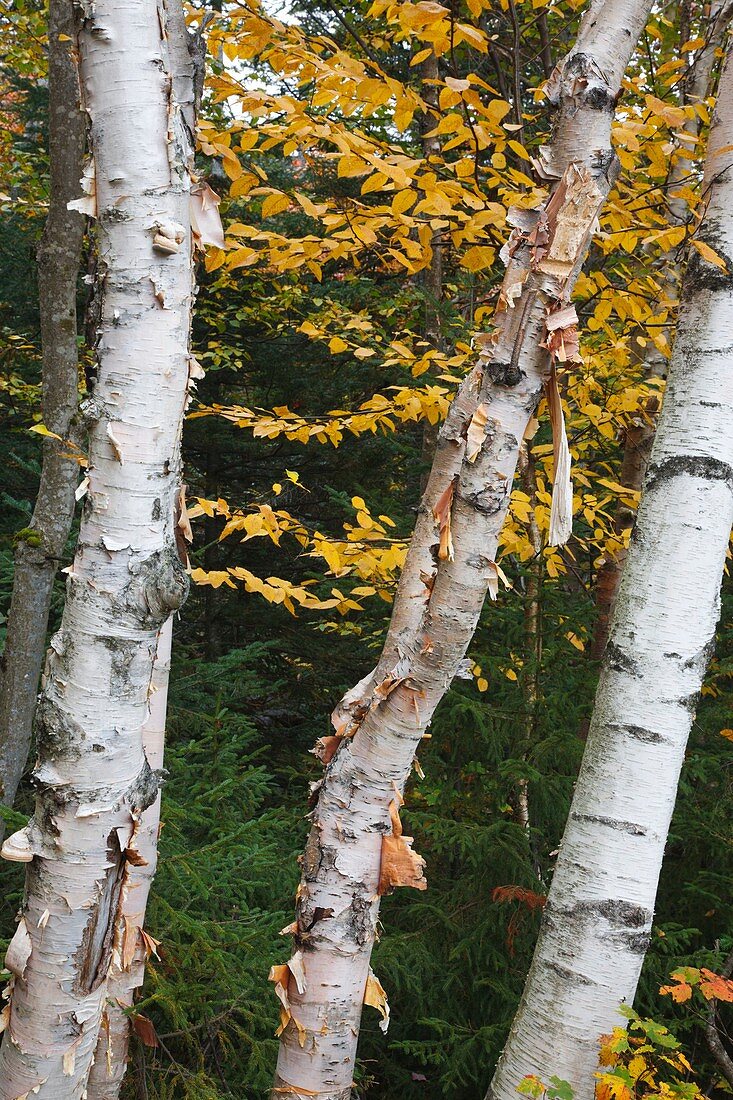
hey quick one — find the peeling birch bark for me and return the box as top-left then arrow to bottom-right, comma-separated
85,619 -> 171,1100
0,0 -> 85,826
0,0 -> 196,1095
488,36 -> 733,1100
273,2 -> 653,1096
590,0 -> 733,657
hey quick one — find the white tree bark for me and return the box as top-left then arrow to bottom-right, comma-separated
273,3 -> 653,1096
85,618 -> 172,1099
592,0 -> 733,657
0,1 -> 196,1095
488,36 -> 733,1100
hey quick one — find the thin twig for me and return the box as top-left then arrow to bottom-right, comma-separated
705,948 -> 733,1089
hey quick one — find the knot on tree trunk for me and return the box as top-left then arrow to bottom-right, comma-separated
125,545 -> 189,625
546,51 -> 618,114
126,753 -> 160,814
484,360 -> 525,387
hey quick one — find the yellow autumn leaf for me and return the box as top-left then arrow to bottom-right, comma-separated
294,192 -> 325,219
29,423 -> 62,441
645,93 -> 686,127
691,239 -> 727,271
392,189 -> 416,216
460,245 -> 495,272
337,155 -> 370,178
409,47 -> 433,67
627,1055 -> 647,1081
261,192 -> 290,218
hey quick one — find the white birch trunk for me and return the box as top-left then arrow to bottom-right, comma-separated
85,618 -> 172,1099
273,3 -> 653,1096
488,37 -> 733,1100
591,0 -> 733,657
0,1 -> 196,1095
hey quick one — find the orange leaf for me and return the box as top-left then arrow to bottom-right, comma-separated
131,1013 -> 158,1048
659,979 -> 692,1003
700,968 -> 733,1002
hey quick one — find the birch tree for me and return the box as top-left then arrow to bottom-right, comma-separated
487,31 -> 733,1100
271,1 -> 654,1095
85,622 -> 172,1099
591,0 -> 733,657
0,1 -> 202,1094
0,0 -> 85,826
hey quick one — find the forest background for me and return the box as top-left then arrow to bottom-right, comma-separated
0,0 -> 731,1097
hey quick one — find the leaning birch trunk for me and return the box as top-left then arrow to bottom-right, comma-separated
0,0 -> 85,823
272,2 -> 653,1095
418,50 -> 444,483
590,0 -> 732,657
487,37 -> 733,1100
86,619 -> 172,1099
0,0 -> 198,1095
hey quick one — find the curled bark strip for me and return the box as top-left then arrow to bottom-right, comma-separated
312,735 -> 343,766
432,477 -> 457,561
544,365 -> 573,547
466,402 -> 491,463
543,303 -> 581,364
272,1085 -> 319,1097
190,183 -> 224,250
269,956 -> 308,1048
364,970 -> 390,1033
5,919 -> 32,980
378,795 -> 427,895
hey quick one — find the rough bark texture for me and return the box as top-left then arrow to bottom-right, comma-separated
516,452 -> 542,875
418,50 -> 443,485
0,0 -> 85,818
86,619 -> 172,1099
590,0 -> 732,657
590,408 -> 656,658
488,38 -> 733,1100
272,2 -> 652,1095
0,0 -> 196,1095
